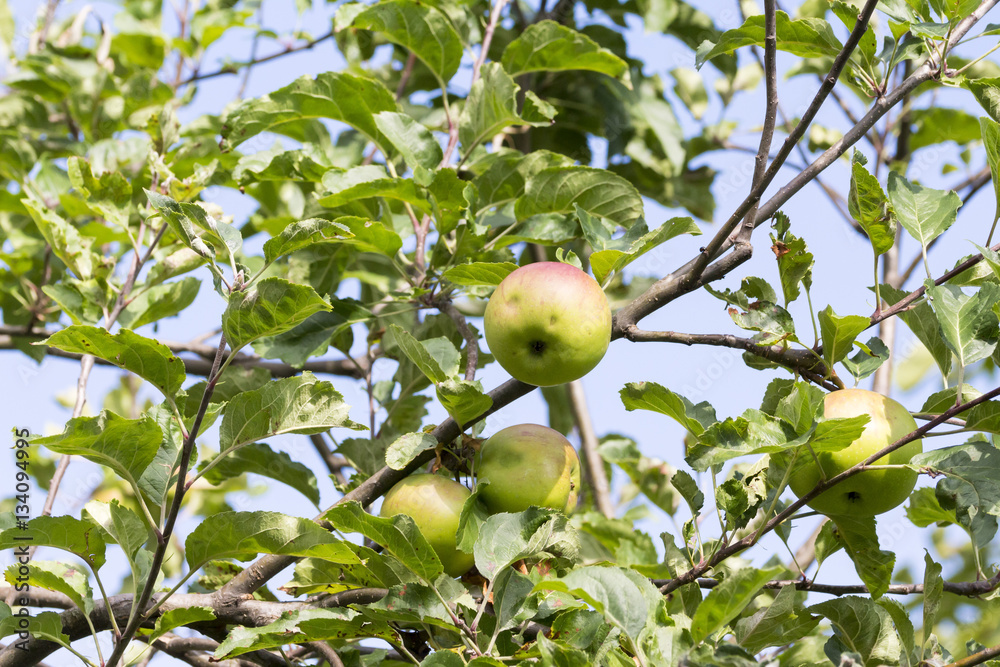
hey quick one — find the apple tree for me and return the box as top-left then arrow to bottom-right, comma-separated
3,0 -> 1000,665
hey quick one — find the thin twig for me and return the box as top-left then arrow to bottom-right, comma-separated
567,380 -> 614,518
436,298 -> 479,381
622,327 -> 840,392
942,643 -> 1000,667
737,0 -> 779,243
181,32 -> 335,85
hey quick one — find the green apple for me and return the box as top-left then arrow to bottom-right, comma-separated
484,262 -> 611,386
476,424 -> 582,514
788,388 -> 922,517
379,474 -> 475,577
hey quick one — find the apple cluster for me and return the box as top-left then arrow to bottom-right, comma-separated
379,424 -> 581,577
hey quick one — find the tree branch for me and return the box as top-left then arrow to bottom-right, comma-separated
567,380 -> 614,518
0,326 -> 372,379
621,328 -> 839,391
181,32 -> 335,85
681,569 -> 1000,597
943,643 -> 1000,667
0,586 -> 387,667
436,298 -> 479,381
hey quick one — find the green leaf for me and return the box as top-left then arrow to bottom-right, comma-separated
219,372 -> 365,451
619,381 -> 717,437
922,551 -> 944,644
352,0 -> 463,83
149,608 -> 217,645
880,284 -> 952,377
42,326 -> 186,398
336,215 -> 404,257
67,157 -> 132,229
963,400 -> 1000,434
220,72 -> 398,152
908,490 -> 959,538
325,501 -> 443,581
0,516 -> 106,569
734,584 -> 820,654
23,199 -> 98,279
831,515 -> 895,599
980,118 -> 1000,228
706,276 -> 778,310
502,20 -> 630,84
201,442 -> 321,506
927,283 -> 1000,369
534,566 -> 659,643
146,190 -> 239,261
849,159 -> 895,256
4,562 -> 93,616
442,262 -> 518,287
886,171 -> 961,248
474,507 -> 580,580
82,500 -> 148,561
672,470 -> 704,516
909,441 -> 1000,549
385,432 -> 439,471
690,566 -> 782,644
118,277 -> 201,330
771,221 -> 814,306
808,596 -> 902,666
365,574 -> 472,629
436,379 -> 493,426
263,218 -> 354,265
842,336 -> 890,382
374,111 -> 443,171
387,324 -> 451,384
0,609 -> 70,648
818,305 -> 870,369
185,511 -> 360,571
459,62 -> 556,151
317,165 -> 428,211
589,216 -> 701,285
492,568 -> 536,633
696,11 -> 844,67
233,146 -> 333,184
33,411 -> 161,490
222,277 -> 331,351
727,301 -> 796,345
687,409 -> 791,472
515,166 -> 644,230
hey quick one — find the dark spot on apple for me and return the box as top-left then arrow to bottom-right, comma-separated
530,340 -> 546,355
847,491 -> 862,502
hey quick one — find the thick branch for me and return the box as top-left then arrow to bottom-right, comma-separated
0,586 -> 387,667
